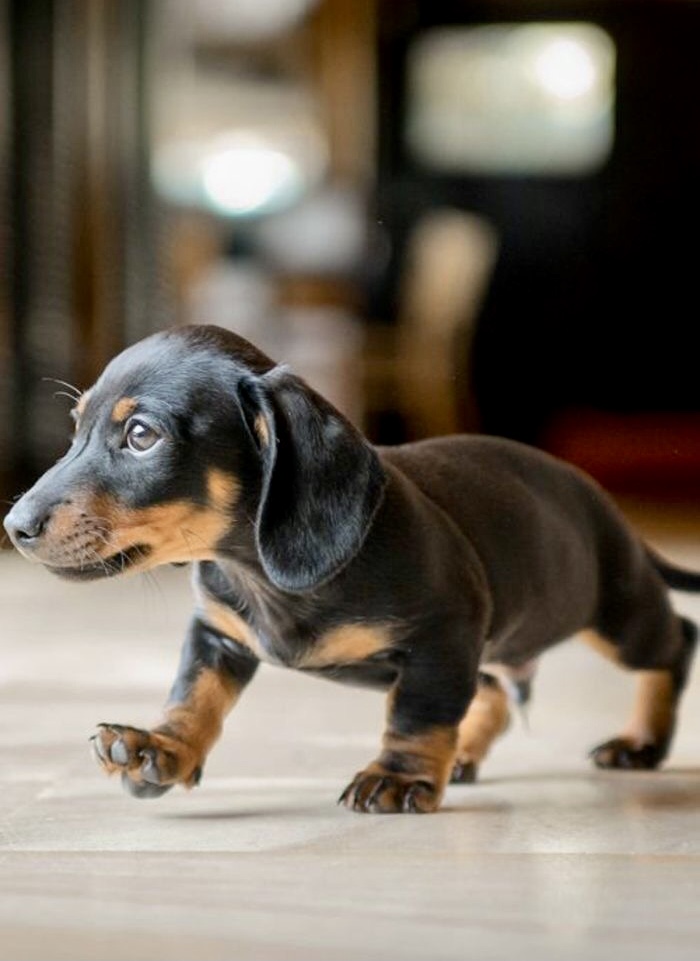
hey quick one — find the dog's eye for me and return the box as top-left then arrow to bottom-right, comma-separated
124,419 -> 161,454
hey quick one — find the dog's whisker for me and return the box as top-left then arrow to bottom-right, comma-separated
138,566 -> 168,608
87,526 -> 111,543
178,526 -> 211,565
42,377 -> 83,400
180,526 -> 209,554
127,543 -> 150,565
52,390 -> 81,405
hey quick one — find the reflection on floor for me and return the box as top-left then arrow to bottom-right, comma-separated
1,517 -> 699,961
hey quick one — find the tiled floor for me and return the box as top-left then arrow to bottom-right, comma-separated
1,516 -> 700,960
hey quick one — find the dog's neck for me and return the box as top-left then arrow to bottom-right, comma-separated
196,549 -> 321,658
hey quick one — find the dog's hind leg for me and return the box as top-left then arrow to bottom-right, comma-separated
450,672 -> 509,783
585,615 -> 696,770
450,661 -> 536,783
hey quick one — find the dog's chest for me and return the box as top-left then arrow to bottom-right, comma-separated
193,562 -> 398,680
196,586 -> 282,664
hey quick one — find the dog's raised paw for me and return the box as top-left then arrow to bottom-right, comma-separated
91,723 -> 202,798
338,770 -> 440,813
589,736 -> 665,771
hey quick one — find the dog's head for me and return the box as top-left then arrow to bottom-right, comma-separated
4,325 -> 385,592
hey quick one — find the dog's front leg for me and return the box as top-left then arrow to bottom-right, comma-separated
91,618 -> 258,797
339,632 -> 477,814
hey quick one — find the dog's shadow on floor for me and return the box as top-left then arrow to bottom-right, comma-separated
463,766 -> 700,812
153,768 -> 700,820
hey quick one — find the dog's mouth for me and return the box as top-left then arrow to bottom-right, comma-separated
45,544 -> 152,581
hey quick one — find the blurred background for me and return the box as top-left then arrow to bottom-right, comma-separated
1,0 -> 699,512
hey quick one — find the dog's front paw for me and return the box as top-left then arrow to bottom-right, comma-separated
91,723 -> 203,798
338,768 -> 442,814
590,736 -> 666,771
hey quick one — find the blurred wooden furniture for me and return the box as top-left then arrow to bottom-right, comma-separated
0,0 -> 160,505
394,209 -> 497,438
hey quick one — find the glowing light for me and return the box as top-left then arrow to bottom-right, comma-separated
534,38 -> 598,101
202,144 -> 302,216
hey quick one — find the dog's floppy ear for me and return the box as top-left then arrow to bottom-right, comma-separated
236,369 -> 386,593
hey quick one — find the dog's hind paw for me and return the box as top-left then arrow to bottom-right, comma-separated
589,736 -> 666,771
90,723 -> 203,798
449,760 -> 478,784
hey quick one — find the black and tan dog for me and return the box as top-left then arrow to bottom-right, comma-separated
4,325 -> 700,813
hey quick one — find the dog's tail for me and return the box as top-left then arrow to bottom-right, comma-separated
649,550 -> 700,592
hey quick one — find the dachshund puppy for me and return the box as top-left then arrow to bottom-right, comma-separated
4,325 -> 699,813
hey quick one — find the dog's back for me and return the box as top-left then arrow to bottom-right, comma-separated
379,435 -> 674,666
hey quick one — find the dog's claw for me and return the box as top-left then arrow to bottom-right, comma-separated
138,749 -> 162,784
339,770 -> 440,814
109,738 -> 129,766
590,737 -> 665,771
90,733 -> 108,762
91,722 -> 203,798
402,786 -> 416,814
365,776 -> 388,812
450,760 -> 478,784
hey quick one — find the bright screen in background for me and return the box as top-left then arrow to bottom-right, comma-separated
406,23 -> 616,176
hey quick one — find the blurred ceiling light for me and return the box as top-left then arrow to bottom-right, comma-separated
190,0 -> 320,41
407,22 -> 615,176
533,38 -> 597,101
153,126 -> 327,218
202,142 -> 301,216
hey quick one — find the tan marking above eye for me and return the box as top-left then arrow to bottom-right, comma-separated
297,623 -> 394,669
111,397 -> 138,423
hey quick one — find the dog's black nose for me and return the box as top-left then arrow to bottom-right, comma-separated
3,503 -> 51,548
